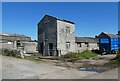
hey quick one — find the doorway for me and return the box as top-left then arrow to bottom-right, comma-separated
40,43 -> 43,54
49,43 -> 53,56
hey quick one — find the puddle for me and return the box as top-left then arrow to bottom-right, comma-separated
80,61 -> 118,73
80,67 -> 106,73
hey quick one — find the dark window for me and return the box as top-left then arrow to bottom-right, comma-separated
66,42 -> 70,49
66,26 -> 70,34
17,40 -> 21,47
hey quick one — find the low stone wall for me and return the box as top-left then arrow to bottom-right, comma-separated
0,42 -> 14,50
22,41 -> 38,53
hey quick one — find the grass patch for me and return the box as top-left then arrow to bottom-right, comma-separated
61,52 -> 80,59
61,50 -> 97,62
25,53 -> 42,62
79,50 -> 97,59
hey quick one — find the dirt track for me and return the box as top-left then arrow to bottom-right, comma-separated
1,55 -> 119,79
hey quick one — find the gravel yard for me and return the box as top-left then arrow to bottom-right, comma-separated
1,54 -> 119,79
1,56 -> 97,79
54,54 -> 118,72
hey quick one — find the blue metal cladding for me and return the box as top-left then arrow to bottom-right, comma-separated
118,38 -> 120,49
99,37 -> 119,52
100,39 -> 109,43
99,38 -> 110,53
110,37 -> 119,50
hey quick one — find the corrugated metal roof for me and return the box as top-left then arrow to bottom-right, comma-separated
0,32 -> 31,41
106,33 -> 120,37
102,32 -> 120,37
10,34 -> 31,38
75,37 -> 99,43
0,32 -> 31,38
0,32 -> 11,36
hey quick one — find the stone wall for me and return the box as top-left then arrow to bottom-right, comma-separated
0,42 -> 14,50
22,41 -> 37,53
38,16 -> 57,56
57,20 -> 76,56
75,42 -> 99,53
0,40 -> 38,54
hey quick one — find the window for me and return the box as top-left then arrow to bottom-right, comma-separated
66,26 -> 70,34
85,43 -> 89,47
17,40 -> 21,47
66,42 -> 70,49
77,43 -> 81,47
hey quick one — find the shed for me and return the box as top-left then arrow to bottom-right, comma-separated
98,32 -> 120,53
75,37 -> 99,53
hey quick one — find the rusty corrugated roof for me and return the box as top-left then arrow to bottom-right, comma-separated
104,32 -> 120,37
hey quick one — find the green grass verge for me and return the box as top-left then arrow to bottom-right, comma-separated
61,50 -> 97,60
79,51 -> 97,59
26,54 -> 42,61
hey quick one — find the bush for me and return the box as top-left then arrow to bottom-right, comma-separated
79,50 -> 97,59
116,54 -> 120,62
2,49 -> 21,57
2,49 -> 42,60
61,52 -> 80,59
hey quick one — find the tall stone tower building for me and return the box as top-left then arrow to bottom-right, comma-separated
38,15 -> 76,56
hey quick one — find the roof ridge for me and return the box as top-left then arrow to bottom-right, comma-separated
45,14 -> 75,24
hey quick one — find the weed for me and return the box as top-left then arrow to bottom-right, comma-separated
61,50 -> 97,62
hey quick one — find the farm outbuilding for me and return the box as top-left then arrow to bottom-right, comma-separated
0,32 -> 38,54
98,32 -> 120,54
75,37 -> 99,53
